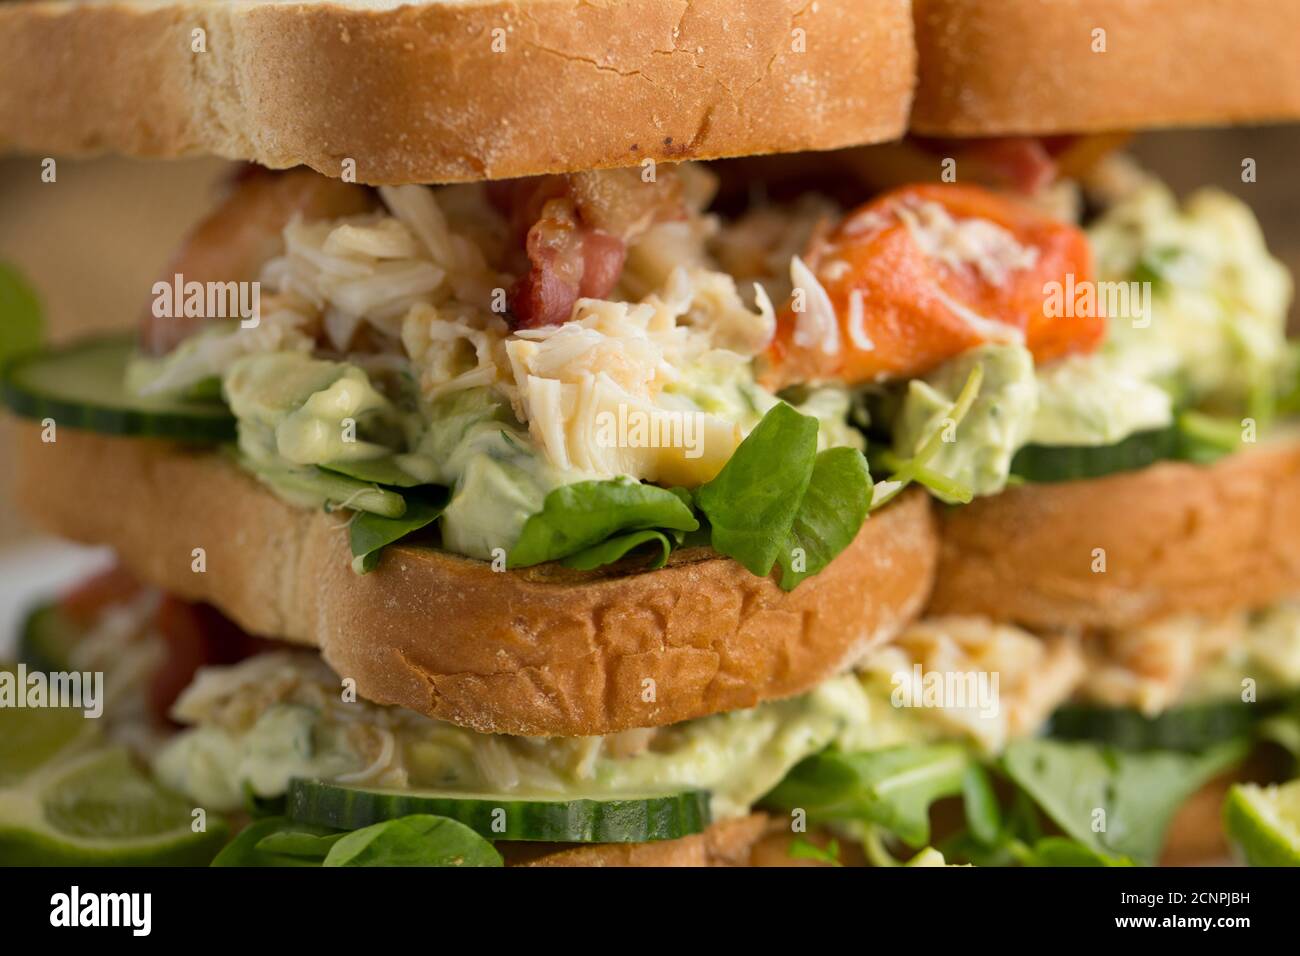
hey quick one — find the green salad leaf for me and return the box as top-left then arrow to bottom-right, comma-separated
960,763 -> 1002,847
323,456 -> 426,488
509,476 -> 698,568
1019,837 -> 1134,867
323,815 -> 503,868
0,261 -> 43,365
761,745 -> 970,849
212,814 -> 502,868
211,818 -> 339,868
1001,737 -> 1247,865
695,402 -> 819,576
561,529 -> 675,571
788,838 -> 844,866
776,446 -> 872,589
349,492 -> 448,573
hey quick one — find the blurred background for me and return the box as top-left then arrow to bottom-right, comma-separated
1,127 -> 1299,550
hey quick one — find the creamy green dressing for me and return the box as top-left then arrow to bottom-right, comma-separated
214,348 -> 859,559
153,671 -> 936,819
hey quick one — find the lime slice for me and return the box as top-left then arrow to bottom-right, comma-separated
1223,781 -> 1300,867
0,746 -> 228,866
0,665 -> 98,787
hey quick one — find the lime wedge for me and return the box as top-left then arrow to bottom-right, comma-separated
0,683 -> 228,866
0,746 -> 228,866
1223,781 -> 1300,867
0,666 -> 98,787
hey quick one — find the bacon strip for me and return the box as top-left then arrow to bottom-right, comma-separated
498,168 -> 684,330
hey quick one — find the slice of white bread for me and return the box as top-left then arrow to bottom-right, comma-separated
911,0 -> 1300,135
929,441 -> 1300,632
13,421 -> 938,737
0,0 -> 915,185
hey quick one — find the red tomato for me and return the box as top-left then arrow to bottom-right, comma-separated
59,565 -> 142,628
761,183 -> 1104,389
149,597 -> 273,723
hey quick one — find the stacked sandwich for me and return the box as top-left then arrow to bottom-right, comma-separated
2,0 -> 1299,868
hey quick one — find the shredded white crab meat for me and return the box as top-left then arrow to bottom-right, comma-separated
859,616 -> 1085,753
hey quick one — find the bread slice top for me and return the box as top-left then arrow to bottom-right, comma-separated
0,0 -> 916,184
912,0 -> 1300,136
13,421 -> 938,737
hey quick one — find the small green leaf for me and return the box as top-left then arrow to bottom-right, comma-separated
1023,837 -> 1134,867
322,815 -> 503,868
211,818 -> 339,868
776,446 -> 872,590
322,456 -> 425,488
762,745 -> 970,848
961,763 -> 1002,846
509,477 -> 697,568
788,838 -> 843,866
1001,737 -> 1247,865
696,402 -> 819,576
349,492 -> 447,573
561,529 -> 673,571
255,830 -> 346,860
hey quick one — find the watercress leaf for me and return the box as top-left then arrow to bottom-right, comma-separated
696,402 -> 819,576
762,745 -> 970,849
1001,738 -> 1248,865
961,763 -> 1002,846
509,476 -> 698,568
322,456 -> 426,488
255,830 -> 347,860
322,814 -> 503,868
0,262 -> 43,365
1023,837 -> 1134,867
349,491 -> 448,574
210,818 -> 339,868
776,446 -> 872,590
788,838 -> 843,867
561,529 -> 673,571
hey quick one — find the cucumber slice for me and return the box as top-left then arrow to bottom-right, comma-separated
1047,697 -> 1280,752
1,336 -> 236,441
1011,425 -> 1180,483
287,778 -> 711,844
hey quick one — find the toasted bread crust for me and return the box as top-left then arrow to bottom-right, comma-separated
929,442 -> 1300,632
911,0 -> 1300,136
0,0 -> 915,185
14,422 -> 937,736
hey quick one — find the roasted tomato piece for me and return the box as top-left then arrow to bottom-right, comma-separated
761,183 -> 1103,389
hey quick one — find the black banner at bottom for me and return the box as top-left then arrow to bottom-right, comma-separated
0,864 -> 1280,942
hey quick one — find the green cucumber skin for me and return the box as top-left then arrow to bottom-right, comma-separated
1011,427 -> 1180,484
1,337 -> 236,442
1047,698 -> 1282,752
288,780 -> 711,844
2,384 -> 237,442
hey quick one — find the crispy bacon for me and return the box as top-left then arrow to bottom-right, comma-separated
497,168 -> 685,330
140,166 -> 374,355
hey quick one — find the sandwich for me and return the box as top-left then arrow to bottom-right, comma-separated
2,0 -> 1299,869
